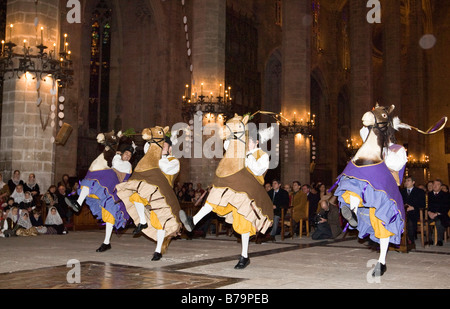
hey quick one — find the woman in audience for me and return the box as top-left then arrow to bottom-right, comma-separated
8,170 -> 24,194
19,191 -> 36,211
45,206 -> 67,235
23,173 -> 40,198
16,210 -> 38,237
2,206 -> 19,237
10,184 -> 25,204
41,185 -> 58,209
30,209 -> 47,234
0,173 -> 10,206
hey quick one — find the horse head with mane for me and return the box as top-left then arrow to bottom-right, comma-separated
134,126 -> 169,172
353,103 -> 398,166
216,113 -> 249,177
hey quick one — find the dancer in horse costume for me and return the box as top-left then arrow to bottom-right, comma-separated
334,104 -> 410,277
66,131 -> 134,252
180,114 -> 274,269
115,126 -> 184,261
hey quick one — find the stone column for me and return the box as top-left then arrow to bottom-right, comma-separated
349,0 -> 374,139
382,0 -> 401,109
280,0 -> 311,185
188,0 -> 226,186
191,0 -> 226,98
0,0 -> 60,191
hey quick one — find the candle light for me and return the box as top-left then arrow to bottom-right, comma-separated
219,84 -> 222,98
201,83 -> 204,96
1,40 -> 4,55
40,27 -> 44,45
23,39 -> 27,49
64,33 -> 68,52
53,43 -> 56,56
9,24 -> 13,42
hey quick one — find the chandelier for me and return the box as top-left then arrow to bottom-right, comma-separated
0,24 -> 73,88
181,83 -> 233,122
277,112 -> 316,137
344,137 -> 360,159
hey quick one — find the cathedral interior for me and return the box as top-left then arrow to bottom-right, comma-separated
0,0 -> 449,192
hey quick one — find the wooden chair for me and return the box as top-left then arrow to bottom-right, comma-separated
292,204 -> 309,238
280,207 -> 293,241
417,208 -> 427,248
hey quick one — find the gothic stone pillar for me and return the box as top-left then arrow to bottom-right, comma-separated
0,0 -> 60,191
188,0 -> 226,186
281,0 -> 311,185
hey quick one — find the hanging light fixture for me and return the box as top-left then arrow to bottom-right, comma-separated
0,1 -> 73,88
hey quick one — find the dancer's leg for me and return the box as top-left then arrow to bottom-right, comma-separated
96,222 -> 113,252
134,202 -> 147,225
152,229 -> 166,261
132,202 -> 148,235
179,203 -> 213,232
103,222 -> 114,245
155,229 -> 166,253
193,204 -> 213,225
378,237 -> 389,264
349,195 -> 360,213
77,186 -> 90,206
241,232 -> 250,258
235,232 -> 251,269
372,237 -> 389,277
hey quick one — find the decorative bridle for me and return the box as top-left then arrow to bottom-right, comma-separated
146,129 -> 166,150
225,120 -> 247,145
368,107 -> 395,157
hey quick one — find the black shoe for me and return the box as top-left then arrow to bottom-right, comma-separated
234,256 -> 250,269
133,223 -> 148,235
437,241 -> 443,246
179,210 -> 195,232
341,205 -> 358,228
65,198 -> 81,213
372,262 -> 387,277
151,252 -> 162,261
96,243 -> 111,252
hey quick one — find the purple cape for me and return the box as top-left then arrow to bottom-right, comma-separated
79,169 -> 130,229
334,161 -> 405,244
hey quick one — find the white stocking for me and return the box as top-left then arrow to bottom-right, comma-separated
155,229 -> 166,253
378,237 -> 389,264
134,202 -> 147,225
77,186 -> 90,206
103,222 -> 114,245
193,203 -> 213,226
349,195 -> 360,214
241,232 -> 250,258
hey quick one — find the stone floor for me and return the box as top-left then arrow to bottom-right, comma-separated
0,228 -> 449,290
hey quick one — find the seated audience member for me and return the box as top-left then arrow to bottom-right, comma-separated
401,176 -> 426,244
8,170 -> 24,194
427,179 -> 450,246
16,210 -> 38,237
290,181 -> 308,233
45,206 -> 67,235
41,185 -> 58,209
57,174 -> 72,196
302,184 -> 320,226
10,184 -> 25,204
3,197 -> 15,210
19,191 -> 36,211
23,173 -> 40,198
0,209 -> 4,237
0,173 -> 10,206
2,206 -> 19,237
